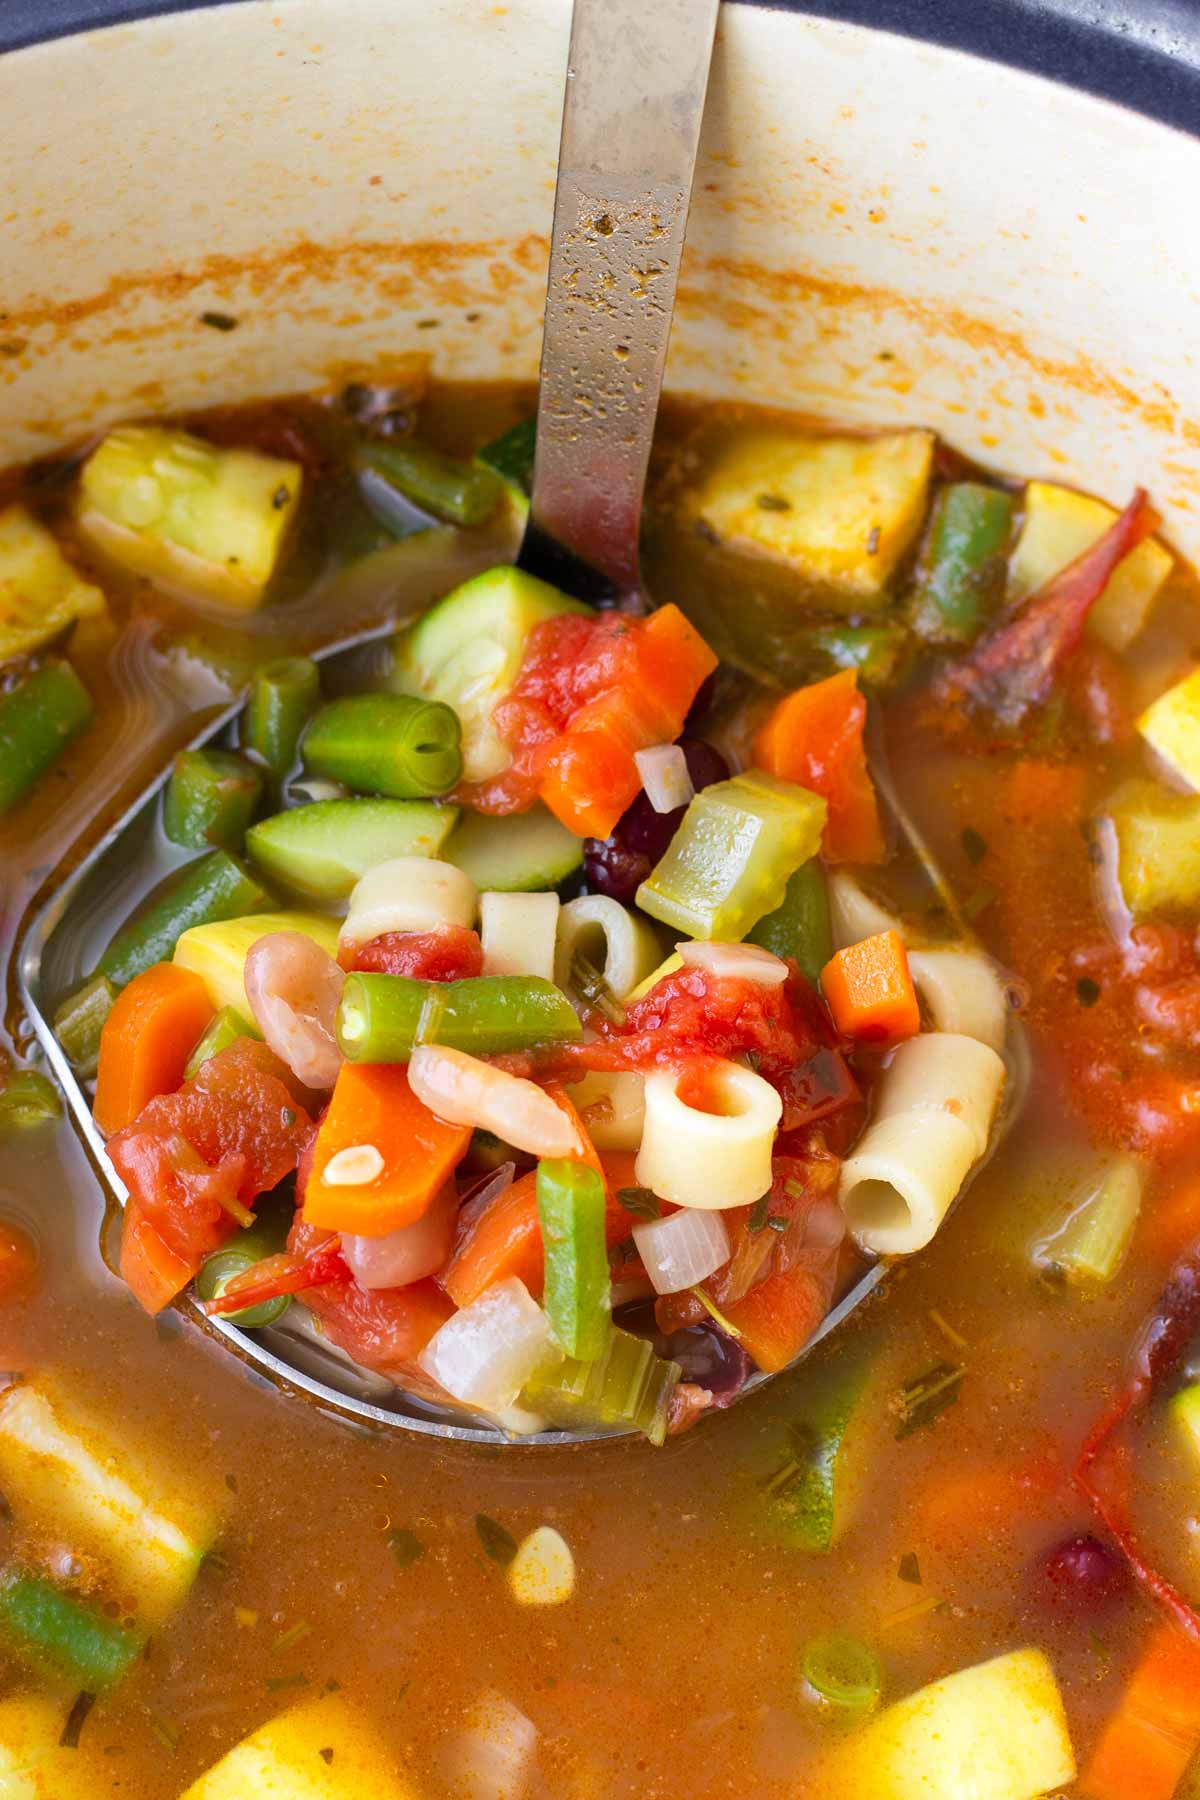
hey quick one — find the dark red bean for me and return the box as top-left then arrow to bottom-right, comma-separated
1041,1533 -> 1128,1611
584,739 -> 729,903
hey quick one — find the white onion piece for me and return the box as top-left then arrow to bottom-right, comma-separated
480,890 -> 559,980
440,1692 -> 538,1800
342,1182 -> 458,1288
418,1277 -> 555,1411
244,930 -> 344,1089
634,742 -> 694,813
676,939 -> 789,987
340,856 -> 476,947
632,1208 -> 731,1294
636,1061 -> 782,1210
409,1045 -> 581,1158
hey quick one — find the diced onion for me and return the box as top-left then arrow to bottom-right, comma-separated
408,1045 -> 582,1158
554,895 -> 663,1002
632,1208 -> 730,1294
676,939 -> 789,987
480,891 -> 560,981
508,1526 -> 576,1606
635,1061 -> 782,1210
635,743 -> 694,813
340,856 -> 476,947
341,1182 -> 458,1288
440,1692 -> 538,1800
564,1068 -> 645,1151
417,1277 -> 555,1412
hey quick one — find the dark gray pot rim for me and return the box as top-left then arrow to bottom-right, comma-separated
4,0 -> 1199,138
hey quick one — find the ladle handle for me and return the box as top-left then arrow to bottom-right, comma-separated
528,0 -> 720,593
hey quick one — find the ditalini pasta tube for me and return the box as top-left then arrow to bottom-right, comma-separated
341,857 -> 476,946
839,1032 -> 1006,1254
565,1068 -> 646,1151
480,891 -> 560,982
907,948 -> 1008,1054
555,895 -> 663,1001
636,1061 -> 782,1210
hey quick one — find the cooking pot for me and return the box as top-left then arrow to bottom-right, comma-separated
0,0 -> 1197,578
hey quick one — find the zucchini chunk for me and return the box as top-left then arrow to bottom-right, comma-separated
76,425 -> 302,610
0,504 -> 105,664
443,804 -> 583,892
246,797 -> 458,903
174,910 -> 341,1015
1008,480 -> 1172,651
179,1693 -> 418,1799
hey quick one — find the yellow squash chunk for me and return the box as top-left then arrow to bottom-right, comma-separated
1008,480 -> 1172,651
820,1648 -> 1075,1800
180,1694 -> 418,1800
1139,666 -> 1200,791
0,1378 -> 221,1627
0,1695 -> 109,1799
1103,778 -> 1200,920
684,428 -> 934,614
0,504 -> 105,665
627,950 -> 683,1003
77,425 -> 302,611
174,910 -> 340,1015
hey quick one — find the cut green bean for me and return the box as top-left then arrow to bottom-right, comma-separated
195,1215 -> 293,1327
163,748 -> 263,851
0,1571 -> 144,1688
800,1634 -> 882,1717
520,1326 -> 680,1445
336,973 -> 582,1061
184,1005 -> 261,1080
1034,1157 -> 1144,1288
801,619 -> 909,688
0,1071 -> 61,1133
52,972 -> 117,1077
359,440 -> 503,528
0,661 -> 93,814
98,850 -> 272,989
748,861 -> 833,986
476,418 -> 535,502
536,1160 -> 611,1362
302,693 -> 462,799
243,656 -> 321,778
911,483 -> 1013,646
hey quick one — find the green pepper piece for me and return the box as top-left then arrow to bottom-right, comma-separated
336,973 -> 582,1062
0,1571 -> 144,1688
195,1214 -> 292,1328
801,619 -> 910,689
243,656 -> 321,779
748,861 -> 833,985
911,482 -> 1013,645
162,748 -> 264,851
520,1325 -> 681,1445
637,769 -> 827,941
0,1071 -> 61,1134
302,693 -> 462,799
52,973 -> 117,1077
359,441 -> 503,528
535,1160 -> 611,1362
183,1005 -> 261,1080
98,850 -> 272,989
0,661 -> 93,814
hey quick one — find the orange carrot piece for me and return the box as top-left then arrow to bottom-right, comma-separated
820,929 -> 920,1043
752,670 -> 885,865
302,1063 -> 470,1237
442,1170 -> 543,1308
721,1264 -> 830,1373
93,962 -> 215,1137
1081,1624 -> 1200,1800
119,1198 -> 197,1316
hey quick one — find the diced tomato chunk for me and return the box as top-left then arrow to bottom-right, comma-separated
338,926 -> 484,981
287,1215 -> 453,1376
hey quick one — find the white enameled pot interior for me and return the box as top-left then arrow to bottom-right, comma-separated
1,0 -> 1197,551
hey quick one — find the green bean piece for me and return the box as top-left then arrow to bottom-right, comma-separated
359,440 -> 503,528
0,1571 -> 144,1688
336,973 -> 582,1062
243,656 -> 321,778
800,1633 -> 883,1717
52,973 -> 117,1077
183,1005 -> 261,1081
802,619 -> 909,688
520,1326 -> 680,1445
98,850 -> 272,989
911,483 -> 1013,646
162,748 -> 263,851
302,693 -> 462,800
0,1071 -> 61,1133
536,1160 -> 611,1362
196,1215 -> 292,1328
476,417 -> 536,497
748,862 -> 833,986
0,661 -> 93,814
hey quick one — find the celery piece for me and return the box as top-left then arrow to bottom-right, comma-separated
1103,778 -> 1200,919
52,972 -> 117,1077
183,1005 -> 261,1080
0,503 -> 106,664
1034,1157 -> 1143,1288
520,1326 -> 681,1445
1169,1383 -> 1200,1476
636,769 -> 827,941
536,1160 -> 611,1362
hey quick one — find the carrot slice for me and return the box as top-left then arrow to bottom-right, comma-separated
302,1063 -> 471,1237
820,929 -> 920,1043
753,669 -> 885,864
1081,1623 -> 1200,1800
93,962 -> 215,1137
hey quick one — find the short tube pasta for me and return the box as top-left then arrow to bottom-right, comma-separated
555,896 -> 663,1002
828,871 -> 900,950
480,891 -> 560,982
341,857 -> 476,946
636,1061 -> 782,1211
565,1068 -> 646,1151
907,948 -> 1008,1054
839,1031 -> 1006,1254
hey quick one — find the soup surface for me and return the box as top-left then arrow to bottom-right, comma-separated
2,377 -> 1200,1798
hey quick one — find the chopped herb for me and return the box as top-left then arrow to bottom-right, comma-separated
322,1677 -> 342,1695
767,1214 -> 789,1234
880,1592 -> 949,1631
387,1529 -> 424,1569
756,493 -> 791,512
616,1186 -> 661,1221
746,1193 -> 772,1234
927,1307 -> 970,1351
962,882 -> 997,921
961,825 -> 988,865
281,1107 -> 297,1126
475,1513 -> 518,1565
272,485 -> 291,510
272,1621 -> 312,1656
688,1286 -> 742,1339
897,1552 -> 922,1586
266,1672 -> 309,1692
1076,977 -> 1101,1008
1088,1631 -> 1111,1667
397,1680 -> 411,1704
60,1691 -> 95,1749
199,310 -> 238,332
569,952 -> 626,1026
200,1548 -> 231,1574
149,1716 -> 180,1752
319,1747 -> 335,1765
893,1361 -> 964,1440
224,1473 -> 238,1493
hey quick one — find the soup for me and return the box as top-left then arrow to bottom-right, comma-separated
1,377 -> 1199,1798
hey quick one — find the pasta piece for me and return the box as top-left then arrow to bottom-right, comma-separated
480,891 -> 560,981
839,1032 -> 1006,1253
554,895 -> 663,1002
827,870 -> 900,950
565,1068 -> 646,1151
340,856 -> 476,947
636,1061 -> 782,1211
907,948 -> 1008,1054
